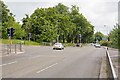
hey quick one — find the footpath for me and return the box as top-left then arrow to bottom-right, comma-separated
0,44 -> 24,57
99,47 -> 119,79
108,48 -> 119,79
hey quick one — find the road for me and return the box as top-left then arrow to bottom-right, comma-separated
1,45 -> 106,78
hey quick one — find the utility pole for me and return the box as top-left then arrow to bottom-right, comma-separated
104,25 -> 108,50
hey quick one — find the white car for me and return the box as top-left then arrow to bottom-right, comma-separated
53,43 -> 64,50
94,43 -> 101,48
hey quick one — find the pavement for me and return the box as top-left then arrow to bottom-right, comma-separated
108,48 -> 119,79
0,44 -> 24,57
1,45 -> 106,78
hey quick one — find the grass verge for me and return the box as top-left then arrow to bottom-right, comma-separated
63,43 -> 75,47
0,39 -> 40,46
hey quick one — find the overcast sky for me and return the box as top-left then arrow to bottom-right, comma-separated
4,0 -> 119,35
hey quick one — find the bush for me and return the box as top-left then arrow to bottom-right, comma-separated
99,41 -> 107,46
99,41 -> 112,46
63,43 -> 75,47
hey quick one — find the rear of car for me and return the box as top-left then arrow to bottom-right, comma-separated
94,44 -> 101,48
53,43 -> 64,50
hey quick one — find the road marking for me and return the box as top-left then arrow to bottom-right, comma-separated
36,63 -> 58,73
31,55 -> 42,59
0,61 -> 17,67
0,51 -> 24,58
15,52 -> 24,55
0,54 -> 12,58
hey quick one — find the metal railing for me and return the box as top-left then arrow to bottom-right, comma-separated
106,50 -> 117,80
2,43 -> 23,54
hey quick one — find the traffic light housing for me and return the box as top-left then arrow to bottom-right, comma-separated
11,28 -> 15,37
7,28 -> 10,36
7,28 -> 15,37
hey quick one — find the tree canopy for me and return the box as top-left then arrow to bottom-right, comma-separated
109,24 -> 120,49
1,1 -> 25,39
21,3 -> 94,43
94,32 -> 105,42
1,2 -> 94,43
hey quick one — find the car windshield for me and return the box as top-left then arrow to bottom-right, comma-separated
55,43 -> 61,45
96,44 -> 100,45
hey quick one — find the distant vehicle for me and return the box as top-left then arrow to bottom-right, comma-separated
90,43 -> 94,46
53,43 -> 64,50
94,43 -> 101,48
76,43 -> 80,47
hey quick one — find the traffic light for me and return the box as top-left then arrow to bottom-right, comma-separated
108,37 -> 110,41
11,28 -> 15,37
7,28 -> 15,37
7,28 -> 10,36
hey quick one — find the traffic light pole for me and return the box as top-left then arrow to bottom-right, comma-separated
8,28 -> 13,54
7,27 -> 15,54
9,35 -> 11,54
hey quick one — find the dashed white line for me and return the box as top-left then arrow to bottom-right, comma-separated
0,51 -> 24,58
0,61 -> 17,67
36,63 -> 58,73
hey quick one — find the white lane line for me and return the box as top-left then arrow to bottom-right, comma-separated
0,61 -> 17,67
15,52 -> 24,55
31,55 -> 42,59
36,63 -> 58,73
0,52 -> 24,58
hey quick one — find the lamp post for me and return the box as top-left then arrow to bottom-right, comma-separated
104,25 -> 108,50
28,33 -> 31,41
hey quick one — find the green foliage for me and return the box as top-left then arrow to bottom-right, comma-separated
99,40 -> 112,46
21,3 -> 94,43
109,24 -> 120,49
1,1 -> 25,39
63,43 -> 75,47
1,1 -> 94,44
12,22 -> 25,39
94,32 -> 104,41
1,39 -> 40,46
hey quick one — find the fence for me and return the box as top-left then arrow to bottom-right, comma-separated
2,43 -> 23,55
106,50 -> 117,79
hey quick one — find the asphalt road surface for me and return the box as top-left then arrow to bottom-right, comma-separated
1,45 -> 106,78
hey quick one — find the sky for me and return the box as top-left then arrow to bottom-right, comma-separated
3,0 -> 120,35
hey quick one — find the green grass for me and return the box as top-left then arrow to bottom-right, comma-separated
0,39 -> 88,47
0,39 -> 40,46
63,43 -> 75,47
63,43 -> 87,47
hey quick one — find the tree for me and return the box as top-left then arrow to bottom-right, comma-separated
70,6 -> 94,43
109,24 -> 120,48
21,3 -> 94,43
94,32 -> 104,42
21,14 -> 31,39
1,1 -> 25,39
